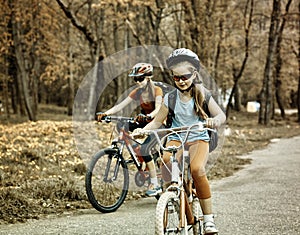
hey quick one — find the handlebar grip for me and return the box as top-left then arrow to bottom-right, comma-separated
95,112 -> 109,122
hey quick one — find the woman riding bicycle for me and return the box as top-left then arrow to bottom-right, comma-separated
135,49 -> 226,234
97,62 -> 163,197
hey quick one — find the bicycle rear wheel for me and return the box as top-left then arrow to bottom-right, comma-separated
85,148 -> 129,213
155,191 -> 182,234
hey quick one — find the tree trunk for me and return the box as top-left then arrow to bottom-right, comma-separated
86,53 -> 100,120
10,2 -> 37,121
3,65 -> 10,118
226,0 -> 253,117
296,1 -> 300,123
67,25 -> 74,116
182,0 -> 202,55
298,62 -> 300,123
234,84 -> 241,111
298,71 -> 300,123
275,78 -> 285,118
67,53 -> 74,116
274,0 -> 293,119
259,0 -> 281,125
7,14 -> 19,115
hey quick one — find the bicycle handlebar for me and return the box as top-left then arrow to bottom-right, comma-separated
132,123 -> 216,153
96,114 -> 217,153
96,113 -> 135,123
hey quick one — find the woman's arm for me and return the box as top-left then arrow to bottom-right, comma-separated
105,96 -> 133,115
143,103 -> 168,130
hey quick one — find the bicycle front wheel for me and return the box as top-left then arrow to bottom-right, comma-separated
155,191 -> 181,234
85,148 -> 129,213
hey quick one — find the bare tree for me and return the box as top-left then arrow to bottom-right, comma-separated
258,0 -> 295,124
226,0 -> 254,117
274,0 -> 293,119
9,0 -> 42,121
67,24 -> 74,116
55,0 -> 103,119
297,1 -> 300,122
259,0 -> 282,125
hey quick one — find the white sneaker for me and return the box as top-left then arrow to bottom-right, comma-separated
204,221 -> 218,234
145,184 -> 162,197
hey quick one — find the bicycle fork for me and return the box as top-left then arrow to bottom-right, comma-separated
105,140 -> 128,183
104,153 -> 121,182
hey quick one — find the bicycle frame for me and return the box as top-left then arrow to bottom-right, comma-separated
139,123 -> 214,234
170,147 -> 196,228
103,116 -> 160,184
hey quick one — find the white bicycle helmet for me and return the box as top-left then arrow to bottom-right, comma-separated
128,63 -> 153,77
166,48 -> 200,71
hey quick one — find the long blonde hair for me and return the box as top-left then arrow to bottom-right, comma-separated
192,83 -> 208,120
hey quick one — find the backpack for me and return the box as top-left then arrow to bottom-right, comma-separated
166,89 -> 218,152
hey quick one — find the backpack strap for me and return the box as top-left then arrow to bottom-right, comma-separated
203,91 -> 212,117
166,89 -> 177,128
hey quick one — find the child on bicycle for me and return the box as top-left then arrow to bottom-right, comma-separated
134,49 -> 226,234
96,63 -> 163,197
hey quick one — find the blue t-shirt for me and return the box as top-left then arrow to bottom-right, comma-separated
164,90 -> 210,143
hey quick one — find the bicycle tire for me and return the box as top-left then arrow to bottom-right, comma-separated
85,148 -> 129,213
155,191 -> 182,234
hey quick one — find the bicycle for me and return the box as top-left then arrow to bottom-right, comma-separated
134,123 -> 217,235
85,115 -> 162,213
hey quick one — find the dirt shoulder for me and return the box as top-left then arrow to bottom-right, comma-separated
0,109 -> 299,225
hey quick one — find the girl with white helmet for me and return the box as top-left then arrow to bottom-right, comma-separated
136,48 -> 226,234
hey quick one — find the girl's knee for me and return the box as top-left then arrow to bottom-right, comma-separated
190,166 -> 206,177
193,175 -> 211,199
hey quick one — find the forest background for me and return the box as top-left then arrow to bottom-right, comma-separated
0,0 -> 299,123
0,0 -> 299,224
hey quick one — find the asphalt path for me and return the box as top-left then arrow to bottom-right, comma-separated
1,136 -> 299,235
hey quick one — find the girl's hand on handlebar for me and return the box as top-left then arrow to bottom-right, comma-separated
134,114 -> 146,123
131,128 -> 146,139
134,113 -> 152,123
206,118 -> 220,129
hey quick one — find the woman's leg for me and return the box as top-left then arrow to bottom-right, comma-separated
140,135 -> 162,196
